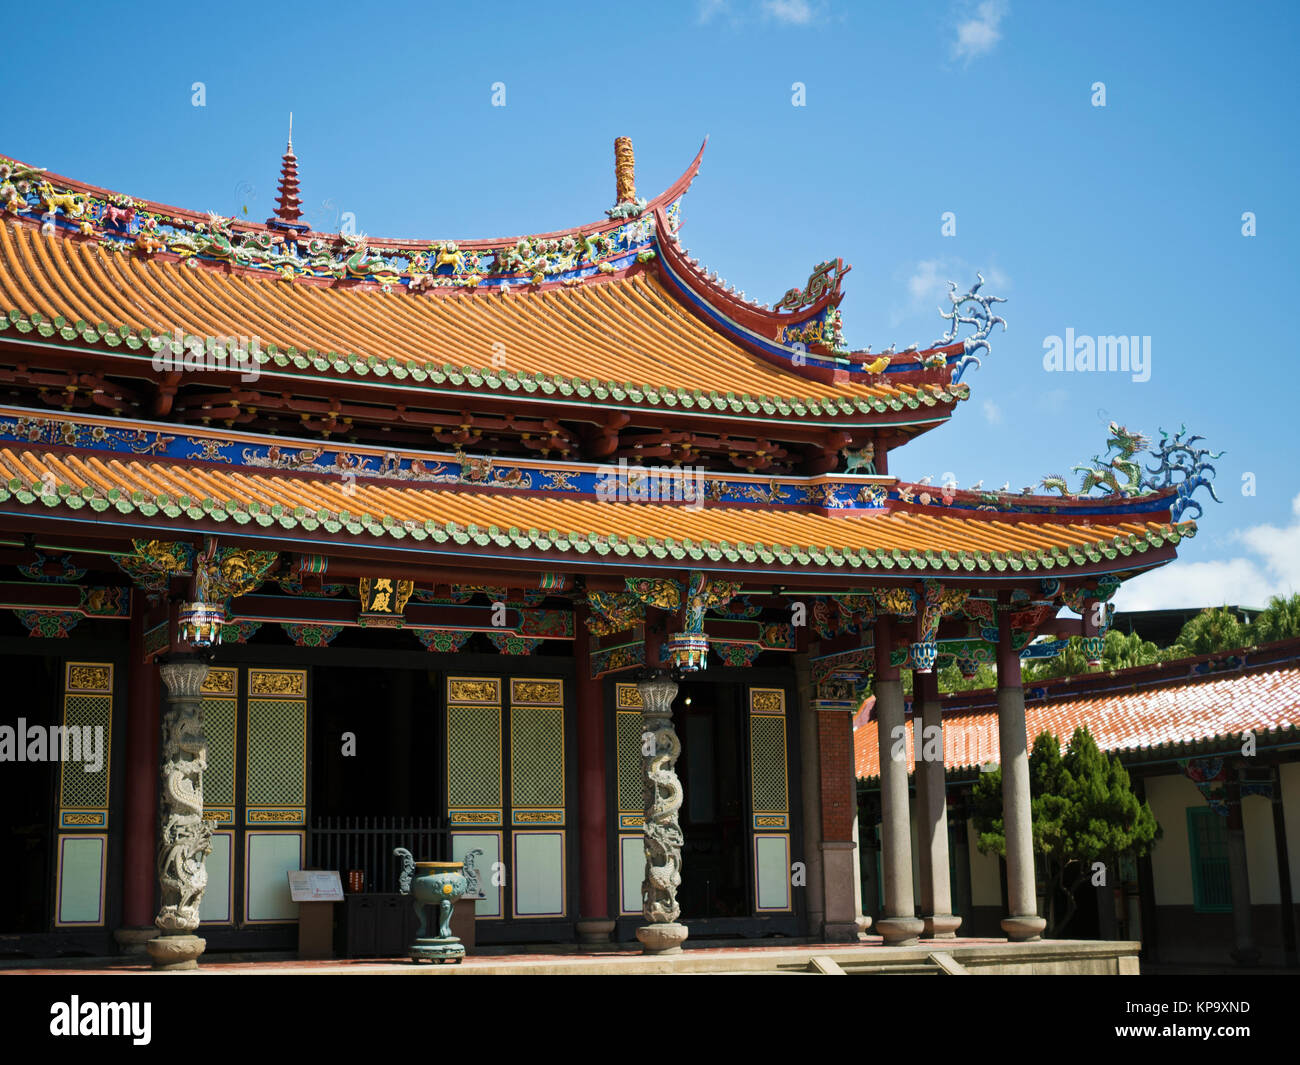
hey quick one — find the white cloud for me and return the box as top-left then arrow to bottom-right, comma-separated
762,0 -> 816,24
697,0 -> 731,23
907,259 -> 947,308
891,257 -> 1011,328
982,399 -> 1002,424
952,1 -> 1008,64
1113,492 -> 1300,611
700,0 -> 823,25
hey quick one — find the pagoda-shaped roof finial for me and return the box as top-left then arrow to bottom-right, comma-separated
267,113 -> 308,231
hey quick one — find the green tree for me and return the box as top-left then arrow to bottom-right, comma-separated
1023,629 -> 1162,681
1166,606 -> 1247,658
937,659 -> 998,693
1248,593 -> 1300,643
970,726 -> 1160,936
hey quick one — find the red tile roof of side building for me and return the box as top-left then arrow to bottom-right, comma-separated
853,636 -> 1300,779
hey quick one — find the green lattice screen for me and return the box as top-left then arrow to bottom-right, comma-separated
202,696 -> 237,807
245,698 -> 306,806
447,705 -> 502,809
510,706 -> 564,809
58,694 -> 112,810
749,714 -> 789,814
616,711 -> 642,813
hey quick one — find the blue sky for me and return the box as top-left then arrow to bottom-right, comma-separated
3,1 -> 1297,610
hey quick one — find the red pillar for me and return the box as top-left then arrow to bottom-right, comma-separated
574,607 -> 613,942
120,589 -> 160,937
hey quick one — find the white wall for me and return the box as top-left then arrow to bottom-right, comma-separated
1145,773 -> 1198,906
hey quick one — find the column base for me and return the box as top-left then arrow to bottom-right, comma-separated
636,922 -> 688,955
1230,946 -> 1261,966
1001,915 -> 1047,942
575,918 -> 616,944
145,934 -> 206,970
822,921 -> 861,943
876,917 -> 925,945
923,914 -> 962,939
113,927 -> 159,956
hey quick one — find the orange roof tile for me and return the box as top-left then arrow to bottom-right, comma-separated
0,444 -> 1193,573
0,221 -> 962,419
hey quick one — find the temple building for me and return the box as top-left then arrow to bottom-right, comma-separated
0,135 -> 1218,964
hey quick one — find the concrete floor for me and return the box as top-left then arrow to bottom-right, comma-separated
0,936 -> 1141,975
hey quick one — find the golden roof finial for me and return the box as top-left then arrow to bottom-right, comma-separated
614,136 -> 636,204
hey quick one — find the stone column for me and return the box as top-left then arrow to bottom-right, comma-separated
996,600 -> 1046,941
795,653 -> 826,937
874,617 -> 923,944
636,670 -> 687,954
116,591 -> 161,956
1225,771 -> 1260,965
916,669 -> 960,937
146,656 -> 212,970
575,609 -> 615,944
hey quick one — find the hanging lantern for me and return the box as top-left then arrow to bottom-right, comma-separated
910,640 -> 938,673
956,656 -> 979,679
665,631 -> 709,672
178,601 -> 225,648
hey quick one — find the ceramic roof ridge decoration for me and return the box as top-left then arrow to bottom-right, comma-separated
0,140 -> 1005,392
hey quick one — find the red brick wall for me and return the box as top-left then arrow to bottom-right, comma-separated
819,711 -> 856,842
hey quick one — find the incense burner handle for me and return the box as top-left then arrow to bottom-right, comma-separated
393,847 -> 415,895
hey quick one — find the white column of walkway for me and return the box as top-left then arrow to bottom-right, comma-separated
873,602 -> 1045,943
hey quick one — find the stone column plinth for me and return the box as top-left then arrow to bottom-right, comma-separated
636,671 -> 687,955
146,657 -> 212,971
874,618 -> 923,945
916,671 -> 960,938
997,603 -> 1046,942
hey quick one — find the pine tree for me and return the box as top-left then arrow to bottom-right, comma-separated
970,725 -> 1160,936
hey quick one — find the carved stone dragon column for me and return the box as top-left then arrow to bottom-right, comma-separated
636,669 -> 688,955
146,657 -> 212,970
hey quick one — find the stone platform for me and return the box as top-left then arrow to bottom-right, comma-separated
0,938 -> 1140,976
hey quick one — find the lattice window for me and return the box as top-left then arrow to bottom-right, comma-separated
749,713 -> 789,815
202,695 -> 238,808
245,698 -> 307,807
616,711 -> 643,814
510,706 -> 564,810
58,694 -> 112,811
447,705 -> 502,810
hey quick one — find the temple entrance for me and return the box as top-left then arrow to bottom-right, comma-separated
310,665 -> 442,824
0,654 -> 61,936
676,680 -> 749,922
